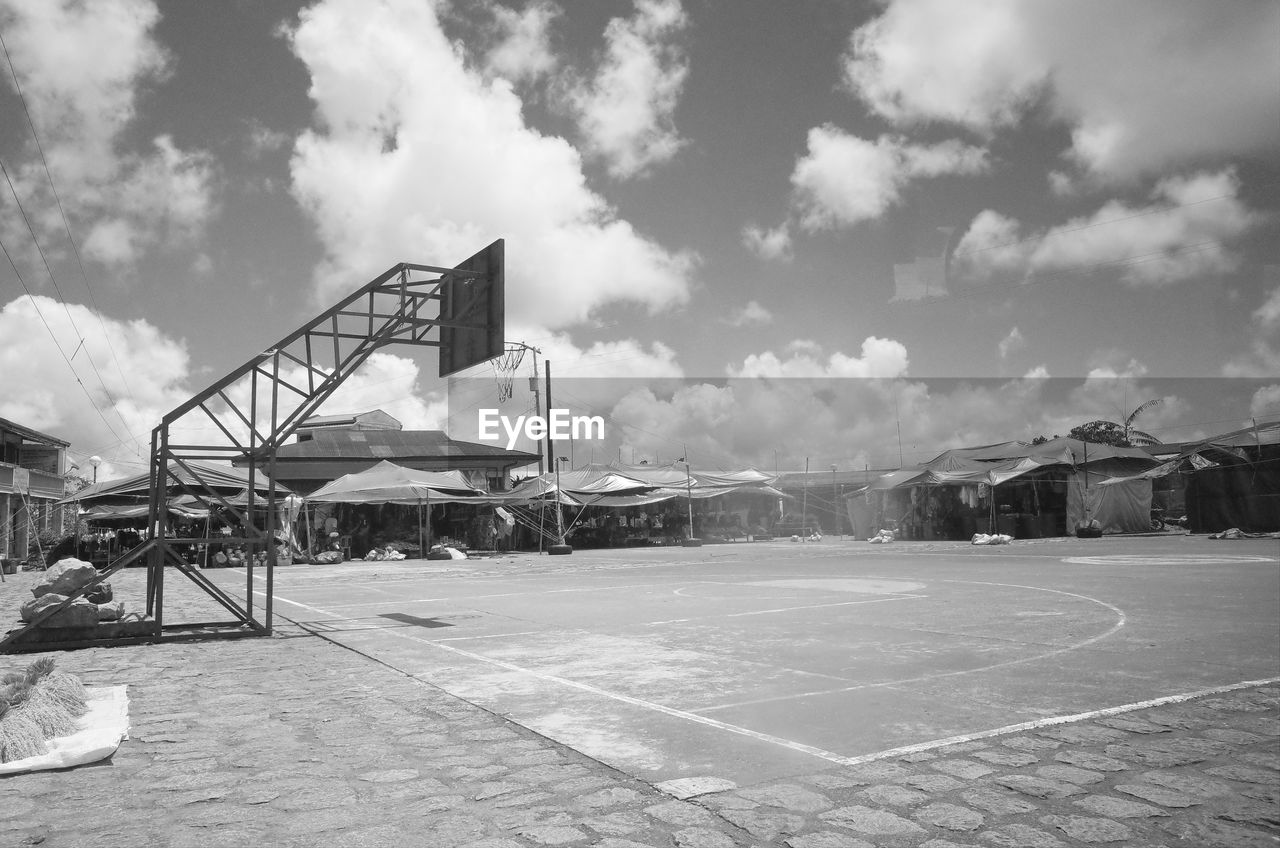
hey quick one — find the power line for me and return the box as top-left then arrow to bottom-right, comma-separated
1,27 -> 142,455
0,157 -> 140,456
0,231 -> 131,449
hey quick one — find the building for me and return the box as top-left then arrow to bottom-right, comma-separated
233,410 -> 540,495
1,417 -> 72,562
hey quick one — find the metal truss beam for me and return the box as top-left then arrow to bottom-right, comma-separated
4,244 -> 502,652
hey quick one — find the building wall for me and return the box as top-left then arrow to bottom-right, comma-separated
0,419 -> 71,559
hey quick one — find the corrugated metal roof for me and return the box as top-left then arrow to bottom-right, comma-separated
274,429 -> 538,462
0,416 -> 70,448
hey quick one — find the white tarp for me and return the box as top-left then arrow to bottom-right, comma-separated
0,685 -> 130,776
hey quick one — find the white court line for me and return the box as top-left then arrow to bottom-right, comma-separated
644,594 -> 925,626
832,676 -> 1280,767
696,579 -> 1127,713
264,592 -> 864,765
256,587 -> 1276,771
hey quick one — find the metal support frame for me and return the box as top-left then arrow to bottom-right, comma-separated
3,245 -> 503,652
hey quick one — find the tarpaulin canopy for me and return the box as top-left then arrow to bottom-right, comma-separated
81,502 -> 209,521
306,460 -> 483,504
489,475 -> 584,506
691,467 -> 777,488
1097,453 -> 1221,486
546,463 -> 654,495
305,460 -> 486,557
587,483 -> 788,507
584,491 -> 681,508
869,437 -> 1159,492
921,441 -> 1051,471
608,461 -> 692,487
498,462 -> 781,508
1135,419 -> 1280,533
927,455 -> 1066,487
59,460 -> 290,506
865,468 -> 930,491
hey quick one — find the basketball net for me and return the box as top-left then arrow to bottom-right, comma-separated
491,345 -> 527,402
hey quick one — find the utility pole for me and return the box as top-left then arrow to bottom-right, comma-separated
832,464 -> 839,538
529,348 -> 544,475
548,456 -> 572,555
680,447 -> 700,547
544,360 -> 554,476
802,456 -> 810,541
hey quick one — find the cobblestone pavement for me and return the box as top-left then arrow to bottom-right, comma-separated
2,568 -> 1278,847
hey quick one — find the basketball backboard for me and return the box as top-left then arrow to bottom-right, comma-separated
439,239 -> 505,377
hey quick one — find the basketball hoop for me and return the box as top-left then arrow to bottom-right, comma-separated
491,345 -> 527,402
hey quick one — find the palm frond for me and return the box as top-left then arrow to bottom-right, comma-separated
1124,398 -> 1163,429
1127,429 -> 1162,446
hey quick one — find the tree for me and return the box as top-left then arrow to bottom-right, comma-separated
1068,398 -> 1164,447
1068,420 -> 1130,446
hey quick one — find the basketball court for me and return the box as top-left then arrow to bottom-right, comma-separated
207,535 -> 1280,790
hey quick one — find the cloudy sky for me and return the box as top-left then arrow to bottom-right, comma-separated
1,0 -> 1278,478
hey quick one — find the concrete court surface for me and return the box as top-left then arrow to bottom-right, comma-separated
209,534 -> 1280,791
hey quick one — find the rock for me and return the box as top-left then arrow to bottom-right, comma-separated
22,592 -> 63,621
20,594 -> 99,627
97,602 -> 124,622
32,558 -> 98,598
83,582 -> 113,603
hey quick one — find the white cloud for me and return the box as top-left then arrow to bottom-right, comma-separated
0,293 -> 473,481
528,333 -> 684,381
741,223 -> 792,262
954,170 -> 1261,287
1224,272 -> 1280,379
440,331 -> 685,451
482,0 -> 561,85
842,0 -> 1280,181
79,135 -> 217,267
0,295 -> 191,476
1254,283 -> 1280,331
318,353 -> 447,429
729,336 -> 909,380
287,0 -> 695,328
246,119 -> 290,158
1250,385 -> 1280,421
1048,171 -> 1076,197
791,128 -> 987,231
998,326 -> 1024,360
0,0 -> 217,269
602,370 -> 1114,472
723,300 -> 773,328
564,0 -> 688,179
785,339 -> 823,357
1084,354 -> 1148,381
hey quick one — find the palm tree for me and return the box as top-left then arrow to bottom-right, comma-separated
1069,398 -> 1163,447
1119,398 -> 1163,446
